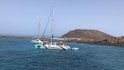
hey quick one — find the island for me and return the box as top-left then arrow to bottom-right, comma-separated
61,29 -> 124,47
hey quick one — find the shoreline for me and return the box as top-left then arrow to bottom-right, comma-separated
64,37 -> 124,47
0,35 -> 33,39
1,35 -> 124,47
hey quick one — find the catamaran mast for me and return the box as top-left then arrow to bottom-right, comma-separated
51,8 -> 54,43
41,9 -> 53,39
41,8 -> 55,43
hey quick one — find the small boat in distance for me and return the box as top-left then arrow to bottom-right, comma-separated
34,8 -> 71,50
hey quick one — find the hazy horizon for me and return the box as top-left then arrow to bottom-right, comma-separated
0,0 -> 124,37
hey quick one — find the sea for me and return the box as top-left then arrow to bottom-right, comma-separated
0,37 -> 124,70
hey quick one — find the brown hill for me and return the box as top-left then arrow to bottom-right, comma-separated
61,29 -> 113,40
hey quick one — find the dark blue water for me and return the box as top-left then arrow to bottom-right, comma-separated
0,37 -> 124,70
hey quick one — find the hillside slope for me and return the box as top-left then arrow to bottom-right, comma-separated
62,29 -> 113,40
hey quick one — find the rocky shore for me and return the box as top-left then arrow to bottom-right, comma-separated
62,29 -> 124,47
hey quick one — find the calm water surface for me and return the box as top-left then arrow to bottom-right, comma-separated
0,37 -> 124,70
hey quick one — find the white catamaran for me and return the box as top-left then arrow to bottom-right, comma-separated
34,8 -> 71,50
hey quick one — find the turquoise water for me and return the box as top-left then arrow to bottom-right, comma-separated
0,37 -> 124,70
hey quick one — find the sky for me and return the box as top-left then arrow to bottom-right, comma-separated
0,0 -> 124,37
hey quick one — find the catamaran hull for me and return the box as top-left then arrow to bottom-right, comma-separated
35,44 -> 71,50
31,39 -> 43,44
60,46 -> 71,50
35,44 -> 45,49
44,45 -> 63,50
